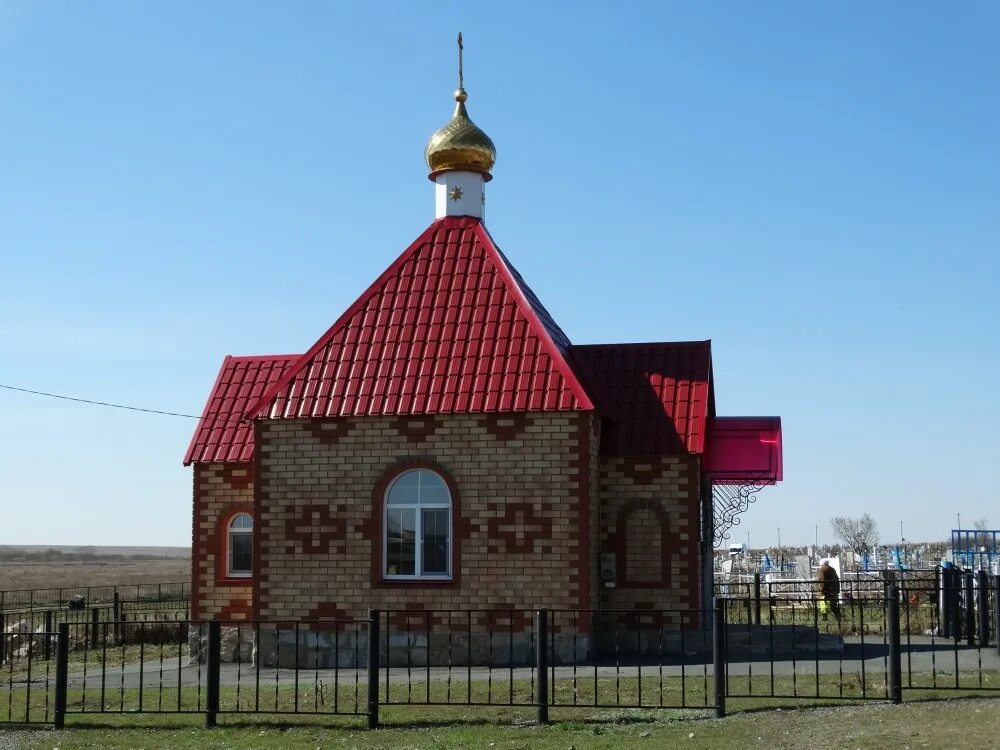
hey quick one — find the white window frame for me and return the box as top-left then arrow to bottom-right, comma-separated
382,469 -> 452,581
227,513 -> 253,578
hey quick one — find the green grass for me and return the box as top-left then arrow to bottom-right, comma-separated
3,670 -> 1000,727
723,600 -> 941,636
1,697 -> 998,749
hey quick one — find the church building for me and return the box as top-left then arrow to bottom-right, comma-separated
183,39 -> 783,634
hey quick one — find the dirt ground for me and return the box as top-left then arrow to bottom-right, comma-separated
0,559 -> 189,591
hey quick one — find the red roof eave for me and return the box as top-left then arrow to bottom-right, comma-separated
184,354 -> 301,465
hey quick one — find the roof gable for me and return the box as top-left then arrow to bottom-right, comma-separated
248,217 -> 593,419
572,341 -> 713,456
183,354 -> 299,465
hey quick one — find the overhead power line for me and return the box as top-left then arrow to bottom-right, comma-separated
0,384 -> 201,419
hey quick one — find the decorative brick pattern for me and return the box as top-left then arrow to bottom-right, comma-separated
220,465 -> 253,490
305,602 -> 350,621
191,463 -> 254,620
599,455 -> 700,619
285,504 -> 347,554
621,457 -> 669,485
305,422 -> 355,445
191,413 -> 701,629
478,414 -> 529,441
254,412 -> 597,622
487,502 -> 553,555
392,416 -> 441,443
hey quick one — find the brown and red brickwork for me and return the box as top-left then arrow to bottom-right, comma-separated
252,411 -> 597,621
190,412 -> 704,628
598,455 -> 701,623
190,463 -> 254,620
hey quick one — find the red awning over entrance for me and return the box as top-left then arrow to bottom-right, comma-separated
704,417 -> 782,485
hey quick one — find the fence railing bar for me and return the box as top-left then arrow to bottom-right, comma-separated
4,600 -> 1000,730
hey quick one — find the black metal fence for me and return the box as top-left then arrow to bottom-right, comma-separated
2,582 -> 998,729
0,582 -> 189,615
714,568 -> 943,602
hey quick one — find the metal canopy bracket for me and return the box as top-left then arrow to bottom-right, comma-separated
711,478 -> 769,546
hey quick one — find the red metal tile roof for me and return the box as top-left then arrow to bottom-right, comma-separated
248,217 -> 594,419
183,354 -> 299,465
571,341 -> 714,456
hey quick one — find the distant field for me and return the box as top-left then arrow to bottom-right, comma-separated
0,546 -> 189,591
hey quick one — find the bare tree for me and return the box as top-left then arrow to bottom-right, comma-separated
973,518 -> 991,548
830,514 -> 879,559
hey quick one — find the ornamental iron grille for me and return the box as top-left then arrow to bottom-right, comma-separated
711,476 -> 769,546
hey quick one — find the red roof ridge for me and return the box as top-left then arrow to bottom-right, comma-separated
243,220 -> 447,419
572,339 -> 711,350
224,353 -> 301,362
473,222 -> 594,411
245,216 -> 592,419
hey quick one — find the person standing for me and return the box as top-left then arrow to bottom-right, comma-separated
817,561 -> 842,620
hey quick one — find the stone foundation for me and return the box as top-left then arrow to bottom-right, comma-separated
198,625 -> 718,668
187,625 -> 254,665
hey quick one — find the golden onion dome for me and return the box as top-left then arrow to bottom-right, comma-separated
425,88 -> 496,182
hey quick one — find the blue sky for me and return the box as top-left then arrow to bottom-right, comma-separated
1,1 -> 997,548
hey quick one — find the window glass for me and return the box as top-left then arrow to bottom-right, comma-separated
229,533 -> 253,574
384,469 -> 451,579
227,514 -> 253,576
386,507 -> 416,576
422,508 -> 449,574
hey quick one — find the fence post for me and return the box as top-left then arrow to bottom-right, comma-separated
366,609 -> 380,730
112,592 -> 121,644
939,566 -> 953,638
976,570 -> 990,648
0,613 -> 5,664
90,608 -> 100,649
887,586 -> 902,704
753,573 -> 762,626
536,609 -> 550,724
713,598 -> 726,718
965,571 -> 976,647
44,611 -> 53,660
994,575 -> 1000,659
54,622 -> 69,729
205,620 -> 221,729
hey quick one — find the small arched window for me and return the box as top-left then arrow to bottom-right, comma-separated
227,513 -> 253,578
384,469 -> 451,579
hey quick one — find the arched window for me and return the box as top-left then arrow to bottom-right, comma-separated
227,513 -> 253,578
384,469 -> 451,579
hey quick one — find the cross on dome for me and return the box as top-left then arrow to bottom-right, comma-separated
426,33 -> 496,221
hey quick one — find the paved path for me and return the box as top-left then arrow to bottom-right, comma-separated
18,636 -> 996,691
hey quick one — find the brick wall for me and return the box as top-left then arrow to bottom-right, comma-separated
253,412 -> 597,622
191,463 -> 254,620
598,455 -> 701,622
587,416 -> 602,611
